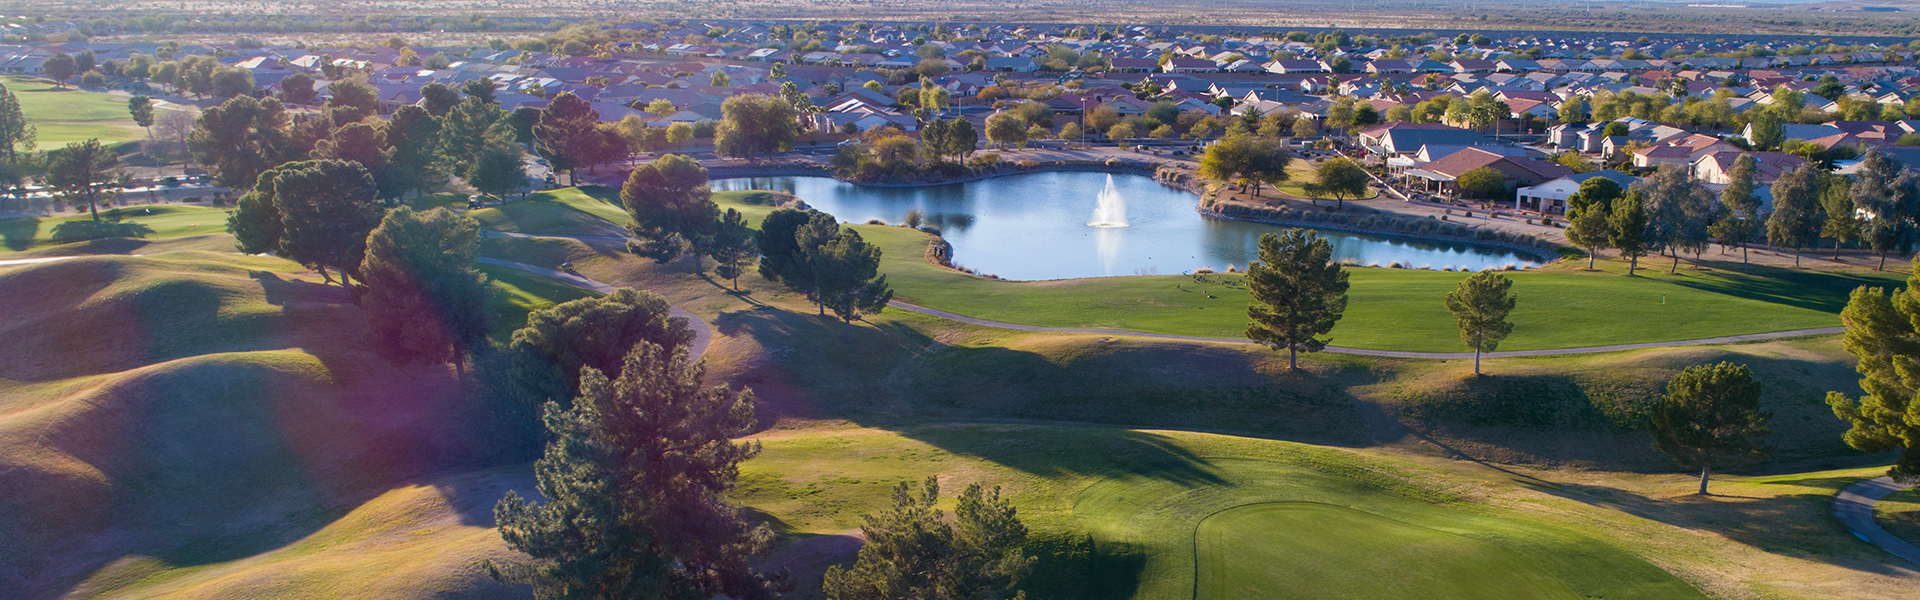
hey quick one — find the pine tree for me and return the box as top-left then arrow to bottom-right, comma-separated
1445,271 -> 1517,376
756,208 -> 819,291
508,288 -> 694,405
810,229 -> 893,341
1651,362 -> 1770,495
492,342 -> 779,600
1567,204 -> 1612,270
823,477 -> 1035,600
710,208 -> 758,290
0,82 -> 35,163
358,207 -> 493,371
622,154 -> 719,265
268,160 -> 386,287
1245,229 -> 1350,370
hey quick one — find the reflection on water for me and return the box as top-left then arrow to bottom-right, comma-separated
713,173 -> 1541,281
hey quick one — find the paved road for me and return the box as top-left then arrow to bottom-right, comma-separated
1835,476 -> 1920,566
481,230 -> 628,243
475,257 -> 713,360
886,301 -> 1843,359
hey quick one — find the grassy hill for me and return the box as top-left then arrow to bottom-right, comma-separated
0,250 -> 583,599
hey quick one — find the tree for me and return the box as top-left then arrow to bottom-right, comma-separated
623,154 -> 719,265
1768,162 -> 1824,268
1749,111 -> 1785,151
508,288 -> 695,404
1830,261 -> 1920,479
45,139 -> 121,221
279,72 -> 318,105
442,96 -> 508,166
1567,202 -> 1613,270
710,208 -> 758,290
358,207 -> 493,370
1307,158 -> 1369,210
1854,152 -> 1920,270
189,95 -> 295,189
1198,134 -> 1291,197
757,208 -> 821,297
1445,271 -> 1517,375
1245,229 -> 1351,370
0,82 -> 35,163
43,53 -> 76,88
1456,166 -> 1507,201
1711,154 -> 1762,269
714,94 -> 799,161
811,229 -> 893,341
469,142 -> 529,199
128,96 -> 154,142
419,82 -> 462,117
269,160 -> 386,287
384,105 -> 446,197
1634,164 -> 1715,273
463,79 -> 498,104
1610,193 -> 1651,275
1565,177 -> 1623,218
492,342 -> 779,600
533,92 -> 602,185
228,178 -> 282,255
1651,362 -> 1770,495
211,67 -> 255,98
325,78 -> 380,125
823,477 -> 1034,600
985,112 -> 1026,148
1820,171 -> 1861,259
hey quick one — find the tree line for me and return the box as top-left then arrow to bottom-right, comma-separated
1565,150 -> 1920,274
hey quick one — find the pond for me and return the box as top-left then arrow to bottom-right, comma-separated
712,172 -> 1542,282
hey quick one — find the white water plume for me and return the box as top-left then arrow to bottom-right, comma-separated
1087,174 -> 1129,228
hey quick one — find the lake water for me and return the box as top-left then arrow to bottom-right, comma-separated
712,172 -> 1542,281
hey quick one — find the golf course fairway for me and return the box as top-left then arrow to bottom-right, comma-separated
1195,502 -> 1580,600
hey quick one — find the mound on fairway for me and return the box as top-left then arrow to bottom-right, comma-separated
0,251 -> 582,598
1196,502 -> 1579,600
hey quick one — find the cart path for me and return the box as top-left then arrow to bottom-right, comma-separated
885,300 -> 1842,359
475,257 -> 712,360
1834,476 -> 1920,566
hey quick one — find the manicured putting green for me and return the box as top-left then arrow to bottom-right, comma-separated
1196,502 -> 1580,600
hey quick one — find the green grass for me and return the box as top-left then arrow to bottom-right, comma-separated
1273,162 -> 1379,202
4,75 -> 151,145
466,186 -> 631,236
477,263 -> 597,342
740,425 -> 1705,600
840,223 -> 1895,352
1875,485 -> 1920,548
464,186 -> 1898,352
1195,503 -> 1580,599
0,205 -> 231,255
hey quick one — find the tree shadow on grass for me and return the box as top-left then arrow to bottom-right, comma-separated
1655,259 -> 1899,314
1,216 -> 38,250
1514,470 -> 1918,576
49,217 -> 154,243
